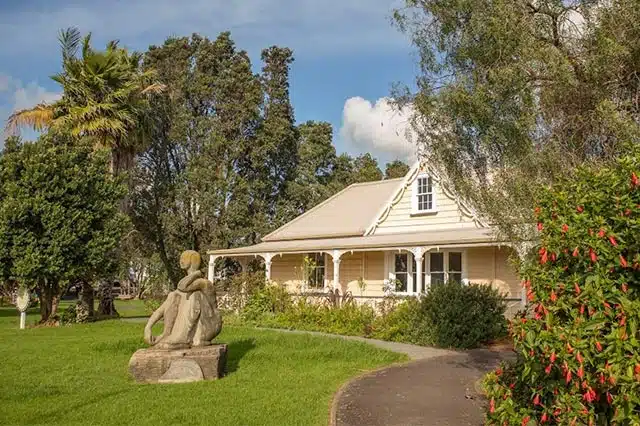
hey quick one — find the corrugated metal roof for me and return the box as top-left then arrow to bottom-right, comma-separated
208,227 -> 502,255
261,178 -> 404,241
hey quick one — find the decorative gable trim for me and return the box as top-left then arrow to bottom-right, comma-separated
364,160 -> 488,236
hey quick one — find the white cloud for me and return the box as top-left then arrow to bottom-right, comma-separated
12,82 -> 60,111
340,96 -> 416,162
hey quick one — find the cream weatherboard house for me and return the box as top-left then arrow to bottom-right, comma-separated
208,161 -> 524,313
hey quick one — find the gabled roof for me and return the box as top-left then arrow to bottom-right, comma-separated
261,178 -> 404,242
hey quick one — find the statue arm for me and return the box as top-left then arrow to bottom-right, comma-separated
177,270 -> 203,292
143,300 -> 167,345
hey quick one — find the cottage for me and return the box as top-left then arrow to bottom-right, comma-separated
208,161 -> 524,313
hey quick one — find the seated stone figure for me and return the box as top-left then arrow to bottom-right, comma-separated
144,250 -> 222,350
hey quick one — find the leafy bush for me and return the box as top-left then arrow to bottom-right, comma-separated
420,282 -> 507,349
484,151 -> 640,425
242,283 -> 291,321
218,272 -> 267,313
371,297 -> 428,344
59,302 -> 77,324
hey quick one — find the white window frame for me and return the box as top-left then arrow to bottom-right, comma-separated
411,173 -> 437,215
386,250 -> 468,295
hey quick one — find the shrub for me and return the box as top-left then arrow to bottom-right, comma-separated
371,297 -> 427,344
420,282 -> 507,349
219,272 -> 267,313
484,151 -> 640,425
242,283 -> 291,321
59,302 -> 77,324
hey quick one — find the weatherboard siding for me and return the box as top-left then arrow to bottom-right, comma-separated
372,175 -> 478,235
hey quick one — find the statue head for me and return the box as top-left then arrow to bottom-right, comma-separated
179,250 -> 201,271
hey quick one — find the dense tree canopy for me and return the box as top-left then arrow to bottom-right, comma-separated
394,0 -> 640,243
385,160 -> 410,179
0,134 -> 127,321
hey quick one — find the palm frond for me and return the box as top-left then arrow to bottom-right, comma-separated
5,104 -> 55,133
141,83 -> 166,95
58,27 -> 81,60
81,33 -> 93,60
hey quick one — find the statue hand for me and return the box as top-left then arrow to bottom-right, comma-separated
144,326 -> 156,345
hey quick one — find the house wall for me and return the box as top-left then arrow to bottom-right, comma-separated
268,247 -> 522,309
373,167 -> 478,235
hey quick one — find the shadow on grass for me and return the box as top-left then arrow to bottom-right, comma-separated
25,389 -> 131,425
225,338 -> 256,375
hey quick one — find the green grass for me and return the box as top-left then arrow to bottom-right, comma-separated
0,306 -> 406,426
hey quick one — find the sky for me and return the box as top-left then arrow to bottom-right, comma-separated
0,0 -> 420,165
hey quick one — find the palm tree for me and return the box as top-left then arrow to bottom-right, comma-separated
6,27 -> 164,174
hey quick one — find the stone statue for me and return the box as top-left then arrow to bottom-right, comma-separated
144,250 -> 222,350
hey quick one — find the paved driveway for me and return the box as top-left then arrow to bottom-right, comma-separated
333,349 -> 514,426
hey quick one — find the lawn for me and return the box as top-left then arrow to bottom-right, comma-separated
0,304 -> 406,426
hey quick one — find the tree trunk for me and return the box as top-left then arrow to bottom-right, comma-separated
76,281 -> 95,323
37,280 -> 61,324
97,280 -> 119,317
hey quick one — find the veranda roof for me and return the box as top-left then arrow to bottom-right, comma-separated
208,227 -> 505,256
261,178 -> 403,241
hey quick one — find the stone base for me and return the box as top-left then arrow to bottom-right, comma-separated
128,344 -> 227,384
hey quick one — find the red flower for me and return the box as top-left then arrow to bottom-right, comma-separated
533,394 -> 540,406
496,367 -> 503,376
580,304 -> 585,315
534,206 -> 541,216
541,413 -> 548,423
599,373 -> 605,384
566,370 -> 572,384
577,366 -> 584,379
609,236 -> 618,246
577,205 -> 584,213
545,364 -> 552,374
572,247 -> 579,257
575,282 -> 581,294
607,392 -> 613,405
522,416 -> 530,426
577,352 -> 583,364
489,398 -> 495,413
634,364 -> 640,375
550,290 -> 557,302
509,382 -> 515,389
622,283 -> 628,293
598,228 -> 606,238
551,252 -> 557,262
595,341 -> 602,352
632,172 -> 639,187
609,375 -> 616,385
537,222 -> 544,231
589,248 -> 597,263
550,352 -> 557,363
620,255 -> 628,268
561,224 -> 569,233
620,315 -> 626,326
567,342 -> 574,353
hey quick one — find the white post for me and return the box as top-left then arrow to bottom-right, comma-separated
332,250 -> 343,291
264,253 -> 273,281
208,255 -> 217,282
19,312 -> 26,329
414,247 -> 424,295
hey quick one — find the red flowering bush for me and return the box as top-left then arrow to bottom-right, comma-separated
484,152 -> 640,425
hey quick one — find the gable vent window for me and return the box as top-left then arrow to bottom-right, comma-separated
412,174 -> 436,214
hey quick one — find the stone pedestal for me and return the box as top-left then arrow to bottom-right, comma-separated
128,344 -> 227,384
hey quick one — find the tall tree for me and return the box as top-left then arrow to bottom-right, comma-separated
277,121 -> 337,222
6,27 -> 163,175
385,159 -> 410,179
0,134 -> 127,322
394,0 -> 640,243
352,153 -> 383,183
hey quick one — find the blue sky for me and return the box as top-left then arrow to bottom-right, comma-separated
0,0 -> 420,164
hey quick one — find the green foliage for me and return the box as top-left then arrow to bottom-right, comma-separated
218,272 -> 267,313
242,284 -> 292,322
0,134 -> 128,322
394,0 -> 640,243
484,149 -> 640,424
241,282 -> 506,349
384,160 -> 410,179
59,302 -> 77,325
420,282 -> 507,349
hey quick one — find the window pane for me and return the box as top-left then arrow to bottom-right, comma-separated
427,177 -> 432,193
395,254 -> 408,272
449,252 -> 462,272
450,272 -> 462,284
430,253 -> 444,272
315,253 -> 325,267
395,273 -> 408,292
431,272 -> 445,286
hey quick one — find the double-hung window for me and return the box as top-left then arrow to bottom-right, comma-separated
306,253 -> 326,289
428,252 -> 463,287
412,174 -> 436,214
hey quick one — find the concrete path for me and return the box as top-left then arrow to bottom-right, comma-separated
332,349 -> 514,426
256,327 -> 455,360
